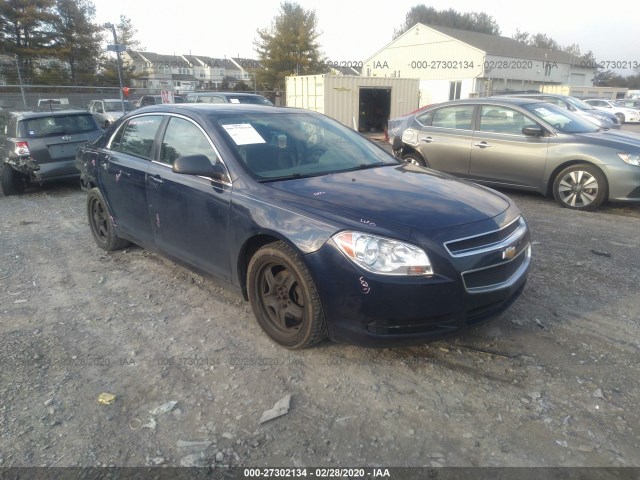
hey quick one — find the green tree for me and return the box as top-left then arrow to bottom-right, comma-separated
51,0 -> 102,84
254,2 -> 325,90
394,5 -> 501,38
0,0 -> 57,82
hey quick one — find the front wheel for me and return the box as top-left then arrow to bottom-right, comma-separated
87,187 -> 129,251
552,164 -> 607,211
402,152 -> 427,167
247,241 -> 327,349
0,163 -> 26,195
615,113 -> 625,124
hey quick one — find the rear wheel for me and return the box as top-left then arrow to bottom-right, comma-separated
0,163 -> 26,195
247,241 -> 327,349
552,164 -> 607,211
402,152 -> 427,167
87,187 -> 129,251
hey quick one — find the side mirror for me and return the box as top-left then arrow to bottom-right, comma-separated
173,154 -> 227,181
522,125 -> 544,136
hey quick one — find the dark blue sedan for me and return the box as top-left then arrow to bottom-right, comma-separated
76,104 -> 531,349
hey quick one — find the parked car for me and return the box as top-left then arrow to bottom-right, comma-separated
134,95 -> 163,107
391,97 -> 640,211
76,104 -> 530,349
184,92 -> 272,105
88,99 -> 135,129
0,108 -> 102,195
615,99 -> 640,110
584,98 -> 640,124
495,93 -> 621,130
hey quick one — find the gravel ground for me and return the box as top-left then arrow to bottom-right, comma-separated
1,150 -> 640,470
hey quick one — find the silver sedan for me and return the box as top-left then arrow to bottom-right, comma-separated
394,97 -> 640,211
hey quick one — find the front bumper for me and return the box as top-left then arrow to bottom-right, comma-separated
602,164 -> 640,202
303,215 -> 531,347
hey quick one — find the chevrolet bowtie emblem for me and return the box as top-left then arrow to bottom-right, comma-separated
502,246 -> 517,260
61,135 -> 72,141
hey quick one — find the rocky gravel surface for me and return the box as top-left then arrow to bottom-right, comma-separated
1,171 -> 639,470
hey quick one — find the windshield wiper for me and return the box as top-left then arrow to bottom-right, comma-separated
342,162 -> 392,172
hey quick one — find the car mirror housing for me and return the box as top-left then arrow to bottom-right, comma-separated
522,125 -> 544,137
173,154 -> 227,181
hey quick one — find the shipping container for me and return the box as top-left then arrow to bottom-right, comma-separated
286,75 -> 420,133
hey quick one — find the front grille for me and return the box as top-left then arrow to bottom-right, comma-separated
445,216 -> 525,256
462,245 -> 530,292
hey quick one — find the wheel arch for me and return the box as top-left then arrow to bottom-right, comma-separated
545,160 -> 609,197
400,146 -> 427,163
237,233 -> 301,300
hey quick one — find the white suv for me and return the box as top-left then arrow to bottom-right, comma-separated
584,99 -> 640,124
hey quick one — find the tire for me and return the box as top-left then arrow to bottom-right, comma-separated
615,113 -> 625,124
86,187 -> 129,251
247,241 -> 327,349
552,164 -> 607,211
0,163 -> 26,195
103,121 -> 110,129
402,152 -> 427,167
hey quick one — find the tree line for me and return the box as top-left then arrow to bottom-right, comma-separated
1,1 -> 636,91
0,0 -> 141,86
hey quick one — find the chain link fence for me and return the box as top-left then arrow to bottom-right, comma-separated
0,85 -> 285,109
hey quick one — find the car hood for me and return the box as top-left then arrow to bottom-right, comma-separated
575,129 -> 640,149
266,164 -> 511,232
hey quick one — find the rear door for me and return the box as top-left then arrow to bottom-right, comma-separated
469,104 -> 549,190
146,115 -> 232,280
414,104 -> 475,176
98,114 -> 164,245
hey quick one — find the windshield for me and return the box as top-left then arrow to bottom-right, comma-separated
522,102 -> 599,134
211,111 -> 399,180
564,96 -> 596,111
105,101 -> 134,112
228,96 -> 273,105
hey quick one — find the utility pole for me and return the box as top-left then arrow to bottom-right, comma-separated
104,23 -> 126,112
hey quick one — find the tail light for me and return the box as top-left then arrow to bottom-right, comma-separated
14,141 -> 30,156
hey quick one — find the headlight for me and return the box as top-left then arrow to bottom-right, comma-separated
618,152 -> 640,166
333,231 -> 433,276
401,129 -> 418,146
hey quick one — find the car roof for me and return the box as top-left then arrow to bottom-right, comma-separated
130,103 -> 294,116
431,97 -> 543,108
5,108 -> 91,119
186,91 -> 266,98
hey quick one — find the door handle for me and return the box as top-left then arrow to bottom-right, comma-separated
148,174 -> 163,185
473,141 -> 492,148
421,137 -> 435,143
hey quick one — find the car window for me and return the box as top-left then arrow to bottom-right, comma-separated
522,102 -> 598,134
197,96 -> 225,104
415,110 -> 434,126
479,106 -> 538,135
212,111 -> 398,180
159,116 -> 218,166
105,101 -> 133,112
18,114 -> 98,137
116,115 -> 163,159
540,97 -> 568,109
431,105 -> 474,130
229,96 -> 272,105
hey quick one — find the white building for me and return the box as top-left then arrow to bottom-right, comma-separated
364,23 -> 597,107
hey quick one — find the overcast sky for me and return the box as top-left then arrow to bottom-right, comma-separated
92,0 -> 639,74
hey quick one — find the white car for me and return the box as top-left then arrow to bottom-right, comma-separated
88,99 -> 135,129
583,99 -> 640,124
